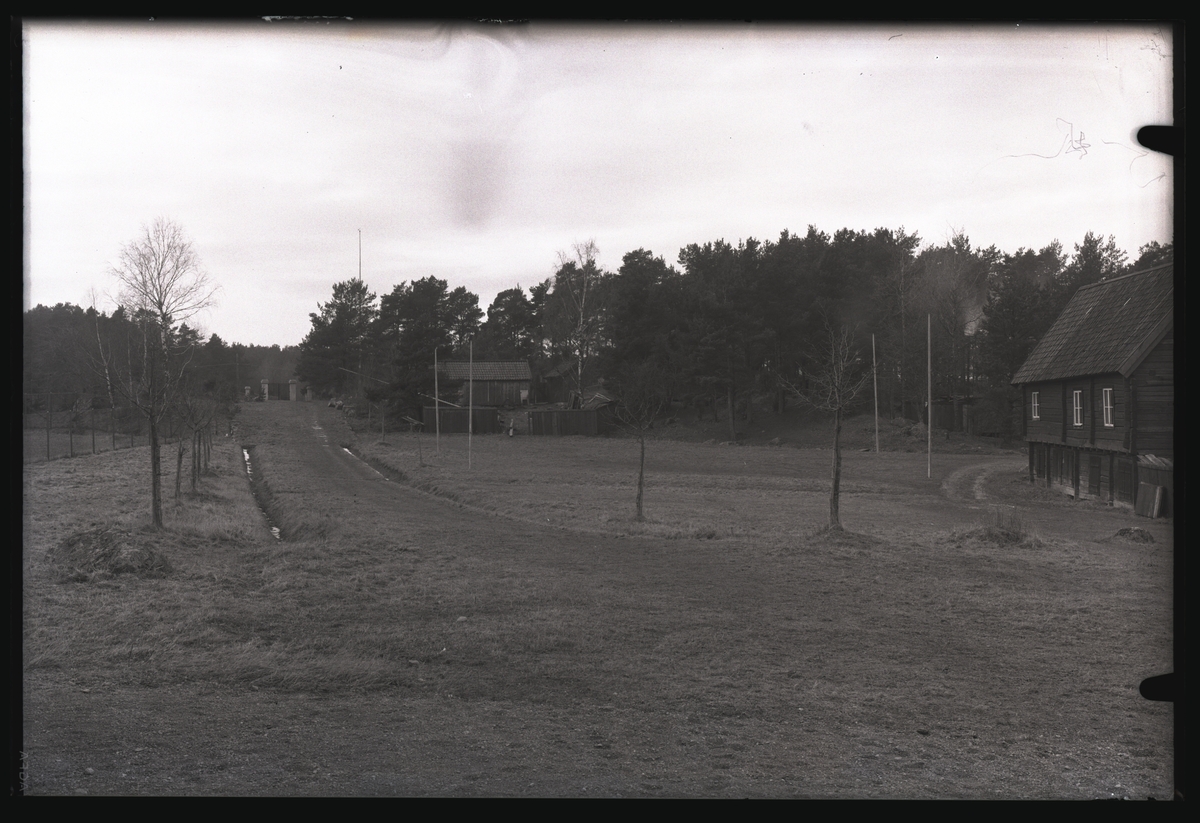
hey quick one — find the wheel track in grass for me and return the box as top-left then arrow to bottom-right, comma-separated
940,458 -> 1027,505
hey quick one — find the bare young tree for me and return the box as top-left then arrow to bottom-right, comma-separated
611,363 -> 669,522
781,321 -> 872,532
102,218 -> 216,527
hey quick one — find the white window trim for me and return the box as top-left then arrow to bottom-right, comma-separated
1031,391 -> 1039,420
1072,390 -> 1083,427
1102,387 -> 1114,427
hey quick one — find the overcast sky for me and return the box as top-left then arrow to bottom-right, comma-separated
23,20 -> 1173,347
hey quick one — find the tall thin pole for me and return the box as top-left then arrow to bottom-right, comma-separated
439,345 -> 444,453
358,229 -> 362,279
468,339 -> 474,469
872,334 -> 879,454
927,313 -> 932,479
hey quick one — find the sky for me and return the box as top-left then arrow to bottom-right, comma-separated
23,20 -> 1174,348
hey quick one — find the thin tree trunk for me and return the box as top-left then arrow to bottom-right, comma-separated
150,416 -> 163,528
727,385 -> 736,441
175,438 -> 185,500
191,431 -> 199,491
830,406 -> 843,530
636,434 -> 646,522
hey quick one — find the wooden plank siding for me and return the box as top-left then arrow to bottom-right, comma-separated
1130,332 -> 1173,458
1025,376 -> 1134,455
460,380 -> 528,407
528,409 -> 604,436
420,407 -> 503,434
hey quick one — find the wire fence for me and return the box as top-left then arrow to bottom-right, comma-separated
22,391 -> 218,464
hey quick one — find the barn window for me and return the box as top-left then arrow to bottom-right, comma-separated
1031,391 -> 1039,420
1072,390 -> 1083,427
1102,387 -> 1114,427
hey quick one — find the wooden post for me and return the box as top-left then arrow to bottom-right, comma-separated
1109,452 -> 1115,505
926,314 -> 931,479
1129,379 -> 1138,508
46,392 -> 51,461
92,409 -> 96,454
111,408 -> 116,451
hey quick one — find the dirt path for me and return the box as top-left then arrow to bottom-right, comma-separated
940,458 -> 1026,504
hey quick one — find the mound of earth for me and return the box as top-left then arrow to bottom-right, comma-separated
1112,527 -> 1155,544
49,525 -> 173,581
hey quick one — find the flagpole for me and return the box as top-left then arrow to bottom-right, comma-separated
439,345 -> 444,453
468,339 -> 474,470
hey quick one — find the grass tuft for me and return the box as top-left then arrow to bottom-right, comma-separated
956,506 -> 1043,548
48,524 -> 174,581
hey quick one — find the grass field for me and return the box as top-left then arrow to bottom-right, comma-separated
21,402 -> 1175,797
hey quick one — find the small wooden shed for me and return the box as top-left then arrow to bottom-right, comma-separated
1011,263 -> 1173,514
437,361 -> 532,407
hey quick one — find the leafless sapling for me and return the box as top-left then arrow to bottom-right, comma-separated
781,322 -> 872,532
612,363 -> 669,522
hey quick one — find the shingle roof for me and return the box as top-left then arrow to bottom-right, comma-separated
438,361 -> 532,381
1011,264 -> 1173,385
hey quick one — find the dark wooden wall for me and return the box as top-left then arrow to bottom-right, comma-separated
1131,333 -> 1173,458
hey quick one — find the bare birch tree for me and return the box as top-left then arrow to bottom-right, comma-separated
103,218 -> 216,527
545,240 -> 610,399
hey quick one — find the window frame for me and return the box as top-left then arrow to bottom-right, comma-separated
1102,387 -> 1114,427
1072,389 -> 1083,427
1031,390 -> 1040,420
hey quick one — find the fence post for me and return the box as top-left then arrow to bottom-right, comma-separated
69,422 -> 74,458
46,392 -> 51,461
92,409 -> 97,454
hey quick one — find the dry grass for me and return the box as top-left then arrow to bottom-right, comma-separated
350,431 -> 997,545
951,506 -> 1044,549
22,403 -> 1175,798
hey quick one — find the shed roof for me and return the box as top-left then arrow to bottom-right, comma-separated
543,358 -> 577,379
1011,264 -> 1173,385
438,361 -> 532,381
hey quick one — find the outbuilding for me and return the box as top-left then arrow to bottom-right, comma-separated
437,360 -> 533,407
1011,263 -> 1173,514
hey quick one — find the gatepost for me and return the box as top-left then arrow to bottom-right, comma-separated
261,379 -> 269,401
289,379 -> 298,401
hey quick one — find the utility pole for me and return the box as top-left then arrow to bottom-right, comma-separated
357,229 -> 363,397
872,333 -> 879,454
439,345 -> 444,453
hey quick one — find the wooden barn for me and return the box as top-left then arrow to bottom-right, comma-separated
1011,263 -> 1173,515
437,361 -> 532,407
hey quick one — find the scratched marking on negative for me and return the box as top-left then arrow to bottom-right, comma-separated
1008,118 -> 1091,160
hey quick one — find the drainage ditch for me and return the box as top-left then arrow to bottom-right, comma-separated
241,445 -> 282,541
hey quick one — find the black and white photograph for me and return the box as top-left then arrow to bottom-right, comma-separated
20,19 -> 1176,798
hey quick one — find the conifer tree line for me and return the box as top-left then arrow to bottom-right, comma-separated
292,228 -> 1172,441
24,303 -> 300,412
25,227 -> 1172,447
